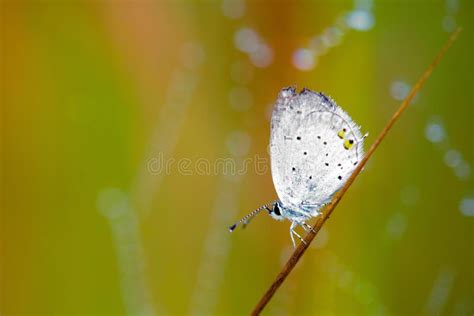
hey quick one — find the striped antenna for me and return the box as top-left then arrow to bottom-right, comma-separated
228,201 -> 277,232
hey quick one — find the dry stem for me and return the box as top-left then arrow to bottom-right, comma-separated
251,27 -> 462,316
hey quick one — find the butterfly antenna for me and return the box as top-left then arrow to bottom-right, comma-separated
228,201 -> 276,232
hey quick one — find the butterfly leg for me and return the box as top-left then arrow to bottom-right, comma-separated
299,221 -> 316,234
290,221 -> 306,248
289,228 -> 296,248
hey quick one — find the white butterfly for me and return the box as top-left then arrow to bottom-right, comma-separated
230,87 -> 367,247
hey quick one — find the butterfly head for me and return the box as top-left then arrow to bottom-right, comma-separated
268,201 -> 285,221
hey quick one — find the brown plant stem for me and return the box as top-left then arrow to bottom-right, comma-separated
251,27 -> 462,316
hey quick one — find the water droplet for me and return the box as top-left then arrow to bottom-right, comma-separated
444,149 -> 462,168
424,267 -> 456,315
292,48 -> 316,71
386,212 -> 407,240
321,27 -> 343,47
309,36 -> 329,56
234,27 -> 260,53
249,43 -> 274,68
459,197 -> 474,217
445,0 -> 459,14
345,9 -> 375,31
454,161 -> 471,180
390,80 -> 410,101
442,16 -> 457,32
221,0 -> 245,19
425,120 -> 446,143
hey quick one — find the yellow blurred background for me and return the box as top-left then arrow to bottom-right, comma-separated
1,0 -> 473,315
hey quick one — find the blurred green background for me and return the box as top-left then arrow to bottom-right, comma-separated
1,0 -> 473,315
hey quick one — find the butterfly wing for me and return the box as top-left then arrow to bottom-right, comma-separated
270,87 -> 365,216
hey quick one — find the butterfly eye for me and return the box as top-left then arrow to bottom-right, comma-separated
273,204 -> 282,216
343,139 -> 354,150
